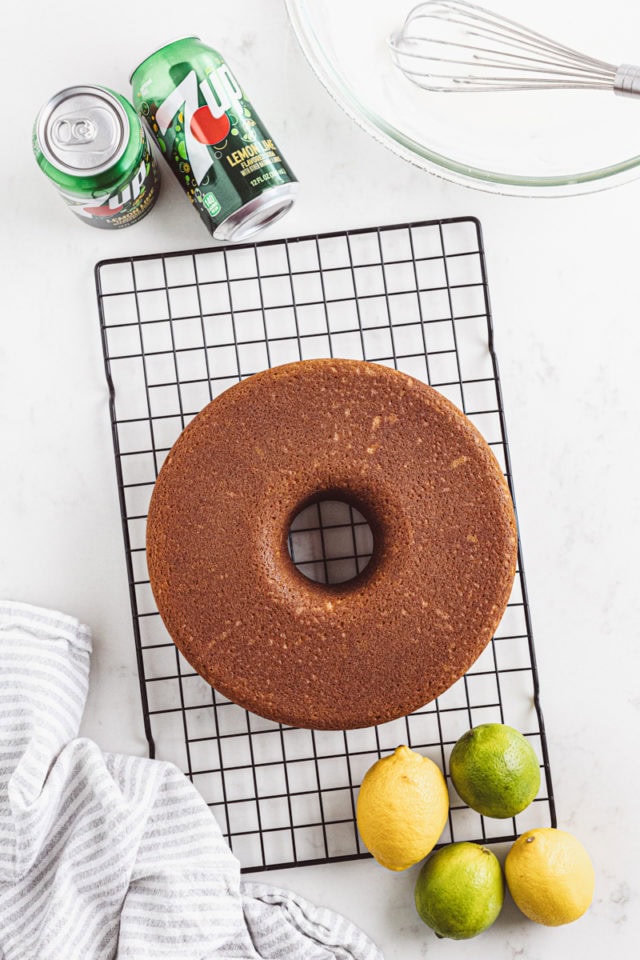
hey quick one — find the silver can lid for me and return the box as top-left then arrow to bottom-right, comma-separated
36,85 -> 129,176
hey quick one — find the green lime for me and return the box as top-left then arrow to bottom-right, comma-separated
414,842 -> 504,940
450,723 -> 540,819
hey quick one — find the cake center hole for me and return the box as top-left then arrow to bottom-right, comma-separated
287,499 -> 374,585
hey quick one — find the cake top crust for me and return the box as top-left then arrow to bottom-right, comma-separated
146,359 -> 517,729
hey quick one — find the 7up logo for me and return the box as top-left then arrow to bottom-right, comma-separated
155,64 -> 243,185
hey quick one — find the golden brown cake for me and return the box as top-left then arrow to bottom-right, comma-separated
146,359 -> 517,729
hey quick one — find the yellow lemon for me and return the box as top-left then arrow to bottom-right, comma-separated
505,827 -> 595,926
356,745 -> 449,871
415,842 -> 504,939
449,723 -> 540,818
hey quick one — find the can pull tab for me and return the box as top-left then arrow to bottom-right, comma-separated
52,116 -> 97,146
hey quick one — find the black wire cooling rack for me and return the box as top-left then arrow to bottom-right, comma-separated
95,217 -> 556,873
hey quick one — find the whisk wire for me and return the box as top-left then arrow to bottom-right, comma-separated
389,0 -> 629,94
425,2 -> 603,58
409,0 -> 611,64
396,37 -> 614,78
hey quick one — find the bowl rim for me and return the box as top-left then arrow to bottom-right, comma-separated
285,0 -> 640,197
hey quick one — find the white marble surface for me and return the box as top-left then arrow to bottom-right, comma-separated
1,1 -> 639,956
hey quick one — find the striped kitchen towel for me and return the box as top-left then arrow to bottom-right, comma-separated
0,601 -> 383,960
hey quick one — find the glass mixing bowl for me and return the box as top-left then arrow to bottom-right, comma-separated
285,0 -> 640,195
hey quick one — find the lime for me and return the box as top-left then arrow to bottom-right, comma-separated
356,745 -> 449,871
449,723 -> 540,818
505,828 -> 595,926
414,842 -> 504,939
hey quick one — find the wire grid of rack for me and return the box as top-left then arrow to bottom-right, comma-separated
95,216 -> 556,873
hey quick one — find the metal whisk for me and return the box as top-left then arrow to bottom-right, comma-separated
389,0 -> 640,96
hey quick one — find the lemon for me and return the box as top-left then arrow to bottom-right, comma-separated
356,745 -> 449,871
449,723 -> 540,818
414,842 -> 504,939
505,827 -> 595,926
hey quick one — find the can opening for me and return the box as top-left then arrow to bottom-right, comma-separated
36,86 -> 130,176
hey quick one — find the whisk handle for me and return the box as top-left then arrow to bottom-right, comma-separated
614,64 -> 640,97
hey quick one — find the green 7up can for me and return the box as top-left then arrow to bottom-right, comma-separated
33,85 -> 160,229
130,38 -> 297,241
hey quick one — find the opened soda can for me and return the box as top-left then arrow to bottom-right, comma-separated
130,37 -> 298,241
33,85 -> 160,228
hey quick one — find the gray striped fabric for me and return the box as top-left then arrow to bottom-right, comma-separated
0,602 -> 383,960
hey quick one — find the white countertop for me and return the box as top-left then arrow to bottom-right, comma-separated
2,1 -> 639,957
